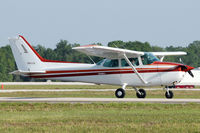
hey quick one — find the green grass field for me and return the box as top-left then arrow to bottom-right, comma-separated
0,85 -> 200,132
0,103 -> 199,133
2,85 -> 118,90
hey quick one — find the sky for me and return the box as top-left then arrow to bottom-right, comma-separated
0,0 -> 200,48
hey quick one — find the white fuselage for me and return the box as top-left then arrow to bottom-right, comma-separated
29,61 -> 186,87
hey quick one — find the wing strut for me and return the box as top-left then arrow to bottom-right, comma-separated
159,56 -> 165,62
123,53 -> 148,84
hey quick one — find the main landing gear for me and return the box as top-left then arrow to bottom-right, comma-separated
114,84 -> 147,98
135,88 -> 146,98
115,84 -> 127,98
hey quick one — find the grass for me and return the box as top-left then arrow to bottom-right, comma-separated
3,84 -> 183,90
2,85 -> 118,90
0,85 -> 199,132
0,90 -> 200,99
0,103 -> 199,133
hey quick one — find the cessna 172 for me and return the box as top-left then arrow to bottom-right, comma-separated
9,35 -> 194,99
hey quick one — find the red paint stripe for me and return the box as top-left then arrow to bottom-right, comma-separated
45,67 -> 169,74
30,68 -> 183,78
152,61 -> 183,66
19,35 -> 80,64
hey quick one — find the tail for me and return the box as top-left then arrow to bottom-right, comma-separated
9,35 -> 46,74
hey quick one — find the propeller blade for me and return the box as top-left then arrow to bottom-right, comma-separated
178,65 -> 194,78
188,70 -> 194,78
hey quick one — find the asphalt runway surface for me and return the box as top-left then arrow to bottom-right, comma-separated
0,97 -> 199,103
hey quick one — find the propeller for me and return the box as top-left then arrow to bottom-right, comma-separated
188,70 -> 194,77
179,65 -> 194,78
179,58 -> 194,78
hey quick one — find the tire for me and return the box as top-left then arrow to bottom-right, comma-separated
165,90 -> 174,99
115,88 -> 125,98
136,89 -> 146,98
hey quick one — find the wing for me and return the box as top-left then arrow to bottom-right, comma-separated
151,51 -> 187,56
72,45 -> 144,59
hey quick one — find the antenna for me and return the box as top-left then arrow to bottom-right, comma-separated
113,44 -> 126,49
113,44 -> 118,48
121,45 -> 126,49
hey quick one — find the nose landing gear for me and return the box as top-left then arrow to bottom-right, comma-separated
165,87 -> 174,99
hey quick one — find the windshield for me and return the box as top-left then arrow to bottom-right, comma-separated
141,52 -> 160,65
103,59 -> 119,67
96,59 -> 104,65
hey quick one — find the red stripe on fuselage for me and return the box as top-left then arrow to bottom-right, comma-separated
29,67 -> 182,78
45,68 -> 159,74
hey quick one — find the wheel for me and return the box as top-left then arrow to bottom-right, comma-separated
165,90 -> 174,99
136,89 -> 146,98
115,88 -> 125,98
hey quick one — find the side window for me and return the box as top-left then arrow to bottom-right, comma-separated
103,59 -> 119,67
121,58 -> 139,67
121,59 -> 129,67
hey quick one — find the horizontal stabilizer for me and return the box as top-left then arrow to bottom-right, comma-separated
151,52 -> 187,56
10,70 -> 46,75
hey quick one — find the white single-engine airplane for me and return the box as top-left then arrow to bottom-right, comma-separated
9,35 -> 194,99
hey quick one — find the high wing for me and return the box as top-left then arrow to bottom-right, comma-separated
72,45 -> 144,59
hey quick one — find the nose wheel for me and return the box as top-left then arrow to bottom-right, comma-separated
165,90 -> 174,99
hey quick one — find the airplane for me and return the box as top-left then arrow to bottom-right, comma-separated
8,35 -> 194,99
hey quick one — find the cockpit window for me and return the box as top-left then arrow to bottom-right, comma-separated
141,52 -> 160,65
121,58 -> 139,67
96,59 -> 104,65
103,59 -> 119,67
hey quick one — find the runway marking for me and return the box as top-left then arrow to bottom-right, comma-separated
0,97 -> 200,103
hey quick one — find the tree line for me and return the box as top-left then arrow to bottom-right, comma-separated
0,39 -> 200,82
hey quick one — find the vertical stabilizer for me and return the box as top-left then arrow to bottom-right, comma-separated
9,35 -> 45,72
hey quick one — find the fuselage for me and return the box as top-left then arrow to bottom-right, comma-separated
28,60 -> 187,87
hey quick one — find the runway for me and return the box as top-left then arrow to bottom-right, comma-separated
0,97 -> 200,103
